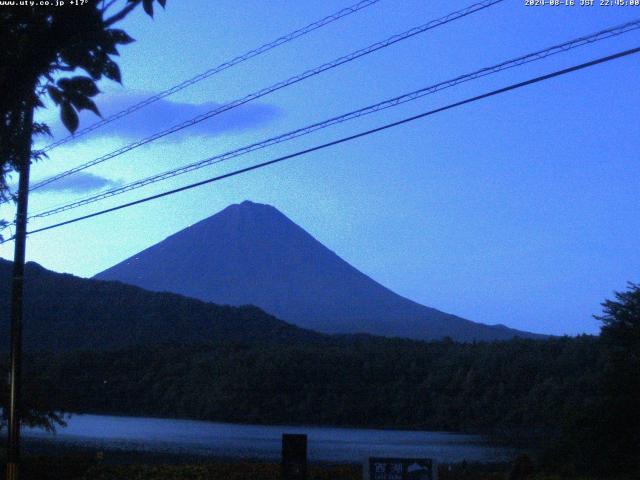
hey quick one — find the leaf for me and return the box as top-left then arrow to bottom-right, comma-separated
101,40 -> 119,56
103,58 -> 122,83
69,94 -> 101,117
31,149 -> 50,163
109,29 -> 135,45
47,86 -> 63,105
143,0 -> 154,17
32,122 -> 52,137
65,76 -> 100,97
60,48 -> 102,80
60,102 -> 79,133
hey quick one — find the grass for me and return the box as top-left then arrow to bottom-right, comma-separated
0,446 -> 635,479
79,463 -> 359,480
3,458 -> 632,480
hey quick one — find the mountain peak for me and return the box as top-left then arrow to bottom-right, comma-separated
95,203 -> 545,341
207,200 -> 285,223
231,199 -> 272,210
239,199 -> 264,207
177,201 -> 301,244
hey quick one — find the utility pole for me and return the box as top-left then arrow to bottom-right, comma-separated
6,99 -> 34,480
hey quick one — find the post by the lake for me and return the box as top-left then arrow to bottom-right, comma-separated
282,433 -> 307,480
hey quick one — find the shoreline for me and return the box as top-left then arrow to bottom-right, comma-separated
4,441 -> 516,480
36,409 -> 492,437
18,413 -> 519,466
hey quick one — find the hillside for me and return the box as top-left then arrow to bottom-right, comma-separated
96,201 -> 544,341
0,259 -> 323,352
14,336 -> 599,433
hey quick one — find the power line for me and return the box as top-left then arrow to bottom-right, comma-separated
28,0 -> 503,193
38,0 -> 383,153
26,18 -> 640,221
32,0 -> 501,190
9,46 -> 637,242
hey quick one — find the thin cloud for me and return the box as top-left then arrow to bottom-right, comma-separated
42,92 -> 282,142
35,172 -> 122,194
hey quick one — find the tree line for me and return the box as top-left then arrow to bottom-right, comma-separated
1,282 -> 638,476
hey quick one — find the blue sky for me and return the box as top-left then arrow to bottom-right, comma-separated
1,0 -> 639,336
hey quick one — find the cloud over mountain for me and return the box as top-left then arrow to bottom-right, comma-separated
42,92 -> 282,142
34,172 -> 122,194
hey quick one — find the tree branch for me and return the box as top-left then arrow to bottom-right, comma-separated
104,1 -> 138,27
101,0 -> 120,15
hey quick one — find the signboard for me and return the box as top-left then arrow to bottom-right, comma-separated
282,433 -> 307,480
365,457 -> 437,480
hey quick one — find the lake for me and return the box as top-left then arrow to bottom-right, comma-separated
23,414 -> 516,463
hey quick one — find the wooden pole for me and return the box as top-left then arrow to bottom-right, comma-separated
6,96 -> 34,480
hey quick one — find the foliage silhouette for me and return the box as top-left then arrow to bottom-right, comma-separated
0,0 -> 166,201
0,0 -> 167,432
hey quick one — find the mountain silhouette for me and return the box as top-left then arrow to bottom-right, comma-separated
95,201 -> 544,341
0,258 -> 323,352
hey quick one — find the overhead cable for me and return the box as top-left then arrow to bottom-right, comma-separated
28,19 -> 640,220
29,0 -> 504,192
9,46 -> 636,242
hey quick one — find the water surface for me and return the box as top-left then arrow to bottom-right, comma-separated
24,414 -> 514,463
